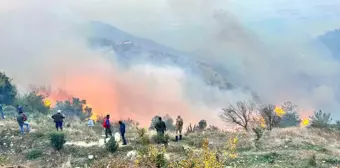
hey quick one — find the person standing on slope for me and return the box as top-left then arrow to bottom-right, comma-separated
175,115 -> 184,141
52,110 -> 65,131
87,118 -> 95,129
17,110 -> 30,134
118,121 -> 127,145
103,115 -> 112,142
155,117 -> 167,136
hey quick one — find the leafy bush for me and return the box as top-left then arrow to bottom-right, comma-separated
50,132 -> 66,151
335,120 -> 340,130
151,134 -> 169,145
0,71 -> 17,105
279,111 -> 301,128
54,97 -> 90,120
26,149 -> 43,160
135,145 -> 167,168
252,127 -> 264,141
155,153 -> 167,168
106,137 -> 119,153
136,127 -> 151,145
310,110 -> 332,128
14,91 -> 50,114
198,120 -> 207,130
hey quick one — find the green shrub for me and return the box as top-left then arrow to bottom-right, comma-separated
151,134 -> 169,145
136,127 -> 151,145
252,127 -> 264,141
26,149 -> 43,160
155,153 -> 167,168
310,110 -> 332,128
198,120 -> 207,130
106,137 -> 119,153
50,132 -> 66,151
308,154 -> 317,166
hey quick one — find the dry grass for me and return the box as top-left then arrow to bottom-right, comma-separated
1,117 -> 340,168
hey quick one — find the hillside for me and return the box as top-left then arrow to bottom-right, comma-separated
317,29 -> 340,59
87,22 -> 233,90
1,116 -> 340,168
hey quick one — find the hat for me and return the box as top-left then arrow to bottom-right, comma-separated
57,110 -> 61,113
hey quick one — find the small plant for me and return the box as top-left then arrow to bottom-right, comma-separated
252,127 -> 264,141
136,127 -> 150,145
198,120 -> 207,130
310,110 -> 332,128
223,135 -> 239,160
151,133 -> 169,145
135,145 -> 167,167
26,149 -> 43,160
308,154 -> 317,166
155,153 -> 167,168
50,132 -> 65,151
106,137 -> 119,153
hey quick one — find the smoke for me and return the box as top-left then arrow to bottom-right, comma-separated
1,0 -> 340,129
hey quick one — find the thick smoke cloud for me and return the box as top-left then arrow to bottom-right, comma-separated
1,0 -> 340,128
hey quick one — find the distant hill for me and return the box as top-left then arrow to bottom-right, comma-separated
86,21 -> 234,90
317,29 -> 340,58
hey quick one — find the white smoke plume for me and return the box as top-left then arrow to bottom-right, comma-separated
1,0 -> 340,128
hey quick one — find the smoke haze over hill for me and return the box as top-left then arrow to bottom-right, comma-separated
1,0 -> 340,127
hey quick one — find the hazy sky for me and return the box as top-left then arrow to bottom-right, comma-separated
1,0 -> 340,51
1,0 -> 340,125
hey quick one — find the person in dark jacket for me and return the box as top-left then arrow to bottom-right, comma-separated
155,117 -> 167,136
118,121 -> 127,145
17,111 -> 30,134
103,115 -> 112,141
52,110 -> 65,131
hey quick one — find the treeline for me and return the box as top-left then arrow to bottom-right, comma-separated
219,100 -> 340,132
0,71 -> 92,119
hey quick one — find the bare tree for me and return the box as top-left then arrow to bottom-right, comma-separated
260,104 -> 281,130
281,101 -> 297,113
220,101 -> 255,131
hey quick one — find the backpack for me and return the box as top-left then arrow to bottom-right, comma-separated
22,114 -> 27,121
102,119 -> 108,128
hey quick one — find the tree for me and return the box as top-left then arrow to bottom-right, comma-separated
281,101 -> 297,113
0,72 -> 17,105
149,115 -> 161,130
163,114 -> 175,131
220,101 -> 255,131
198,120 -> 207,130
309,110 -> 332,128
260,104 -> 281,130
15,91 -> 50,114
279,112 -> 301,128
55,97 -> 88,119
279,101 -> 301,128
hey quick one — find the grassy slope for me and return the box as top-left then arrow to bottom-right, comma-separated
1,117 -> 340,168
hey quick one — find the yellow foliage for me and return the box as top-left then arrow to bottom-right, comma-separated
43,99 -> 52,107
169,138 -> 223,168
274,107 -> 286,117
134,145 -> 166,167
300,119 -> 309,127
224,135 -> 239,160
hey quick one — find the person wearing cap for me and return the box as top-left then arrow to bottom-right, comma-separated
52,110 -> 65,131
87,118 -> 95,129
